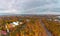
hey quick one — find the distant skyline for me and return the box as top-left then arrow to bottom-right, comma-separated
0,0 -> 60,14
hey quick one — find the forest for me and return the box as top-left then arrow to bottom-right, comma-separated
0,15 -> 60,36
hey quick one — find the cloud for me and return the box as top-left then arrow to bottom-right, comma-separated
21,0 -> 60,14
0,0 -> 60,14
20,0 -> 57,10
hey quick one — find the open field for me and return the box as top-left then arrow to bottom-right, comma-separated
0,15 -> 60,36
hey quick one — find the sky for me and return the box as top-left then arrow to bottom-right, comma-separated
0,0 -> 60,14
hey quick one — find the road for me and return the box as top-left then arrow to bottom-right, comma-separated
40,19 -> 52,36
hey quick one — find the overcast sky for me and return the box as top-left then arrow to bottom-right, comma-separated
0,0 -> 60,14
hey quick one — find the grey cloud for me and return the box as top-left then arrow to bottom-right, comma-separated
0,0 -> 59,14
0,0 -> 58,10
20,0 -> 57,10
